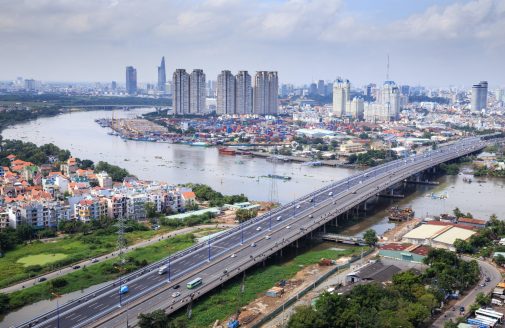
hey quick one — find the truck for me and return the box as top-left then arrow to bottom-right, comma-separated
158,265 -> 168,275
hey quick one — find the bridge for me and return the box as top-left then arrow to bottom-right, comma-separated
61,105 -> 170,111
16,136 -> 495,328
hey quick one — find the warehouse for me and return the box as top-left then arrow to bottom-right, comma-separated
402,224 -> 476,251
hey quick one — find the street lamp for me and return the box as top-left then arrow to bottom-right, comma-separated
51,292 -> 61,328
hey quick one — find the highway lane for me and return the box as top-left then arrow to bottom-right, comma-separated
99,138 -> 489,327
17,137 -> 488,328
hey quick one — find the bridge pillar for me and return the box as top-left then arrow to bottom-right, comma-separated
296,239 -> 299,248
323,223 -> 326,234
363,202 -> 368,211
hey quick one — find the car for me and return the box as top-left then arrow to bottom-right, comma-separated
309,214 -> 313,218
119,285 -> 129,294
459,306 -> 465,312
38,277 -> 47,282
276,216 -> 282,221
91,258 -> 99,263
485,277 -> 491,282
296,205 -> 301,209
230,253 -> 236,258
251,242 -> 256,247
256,226 -> 262,231
73,265 -> 81,270
265,235 -> 271,240
309,198 -> 314,203
352,191 -> 357,194
286,225 -> 291,229
223,269 -> 228,274
328,191 -> 333,196
172,292 -> 180,298
480,283 -> 486,287
173,284 -> 180,289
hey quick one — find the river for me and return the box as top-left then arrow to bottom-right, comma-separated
2,108 -> 505,326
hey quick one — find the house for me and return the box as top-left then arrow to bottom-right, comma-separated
457,217 -> 486,229
181,191 -> 197,208
345,261 -> 401,284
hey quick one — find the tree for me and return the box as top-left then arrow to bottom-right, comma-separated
453,207 -> 464,218
475,292 -> 490,307
138,309 -> 169,328
235,209 -> 258,222
0,293 -> 9,314
0,229 -> 19,252
363,229 -> 378,247
287,305 -> 325,328
16,224 -> 35,241
495,254 -> 505,267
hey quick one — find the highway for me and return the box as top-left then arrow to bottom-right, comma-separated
15,136 -> 491,328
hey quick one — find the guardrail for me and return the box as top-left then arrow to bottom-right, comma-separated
15,137 -> 487,328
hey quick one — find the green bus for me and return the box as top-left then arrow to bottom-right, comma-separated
186,277 -> 202,289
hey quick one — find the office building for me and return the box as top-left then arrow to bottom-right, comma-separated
157,56 -> 166,93
253,71 -> 278,115
173,69 -> 190,115
236,71 -> 253,115
380,81 -> 401,120
472,81 -> 488,112
309,83 -> 318,95
190,69 -> 206,114
24,79 -> 37,91
217,70 -> 235,115
111,81 -> 117,91
125,66 -> 137,95
317,80 -> 326,96
332,78 -> 350,116
349,97 -> 365,120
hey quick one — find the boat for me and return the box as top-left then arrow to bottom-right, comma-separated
218,147 -> 236,155
266,174 -> 291,181
190,141 -> 210,147
303,161 -> 322,167
386,206 -> 414,222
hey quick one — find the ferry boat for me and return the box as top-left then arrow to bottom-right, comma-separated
218,147 -> 236,155
190,141 -> 210,147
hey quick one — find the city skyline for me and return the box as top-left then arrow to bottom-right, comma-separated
0,0 -> 504,86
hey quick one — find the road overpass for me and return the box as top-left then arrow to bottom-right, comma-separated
15,136 -> 495,328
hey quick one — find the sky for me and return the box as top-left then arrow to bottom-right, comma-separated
0,0 -> 504,87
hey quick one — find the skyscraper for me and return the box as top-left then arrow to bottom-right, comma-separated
253,71 -> 278,115
125,66 -> 137,95
173,69 -> 190,115
235,71 -> 253,115
190,69 -> 206,114
157,57 -> 166,93
332,78 -> 350,116
380,81 -> 400,120
317,80 -> 326,96
217,70 -> 235,115
471,81 -> 488,112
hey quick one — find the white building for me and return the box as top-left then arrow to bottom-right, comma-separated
253,71 -> 278,115
217,70 -> 235,115
332,78 -> 350,116
173,69 -> 190,115
235,71 -> 253,115
190,69 -> 206,114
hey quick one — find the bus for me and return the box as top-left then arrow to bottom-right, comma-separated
187,277 -> 202,289
476,308 -> 504,323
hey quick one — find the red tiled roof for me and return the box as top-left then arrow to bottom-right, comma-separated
458,217 -> 486,225
182,191 -> 196,199
380,243 -> 410,251
426,220 -> 478,231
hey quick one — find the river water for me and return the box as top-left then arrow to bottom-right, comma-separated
2,108 -> 505,325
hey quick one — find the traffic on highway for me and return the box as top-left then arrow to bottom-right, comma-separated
17,136 -> 490,328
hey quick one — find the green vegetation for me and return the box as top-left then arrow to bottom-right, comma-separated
347,150 -> 393,166
439,163 -> 460,175
0,220 -> 173,288
17,253 -> 68,267
235,208 -> 258,222
288,248 -> 479,328
170,246 -> 367,327
0,233 -> 195,315
473,165 -> 505,178
0,139 -> 70,166
94,161 -> 131,181
138,309 -> 187,328
185,183 -> 248,207
0,107 -> 61,132
363,229 -> 378,247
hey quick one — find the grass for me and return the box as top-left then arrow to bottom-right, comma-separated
4,232 -> 199,313
17,254 -> 68,267
176,245 -> 368,327
0,226 -> 175,289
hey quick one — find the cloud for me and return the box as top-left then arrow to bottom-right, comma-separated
0,0 -> 503,85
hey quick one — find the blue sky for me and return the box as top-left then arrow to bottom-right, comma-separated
0,0 -> 503,87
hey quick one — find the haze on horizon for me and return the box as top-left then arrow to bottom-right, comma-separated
0,0 -> 504,87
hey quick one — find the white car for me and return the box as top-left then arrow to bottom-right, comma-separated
296,205 -> 301,209
276,216 -> 282,221
251,242 -> 256,247
230,253 -> 236,258
265,235 -> 271,240
328,192 -> 333,196
286,225 -> 291,229
256,226 -> 262,231
172,292 -> 180,298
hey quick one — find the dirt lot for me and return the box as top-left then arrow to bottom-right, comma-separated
382,218 -> 421,242
212,256 -> 353,328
